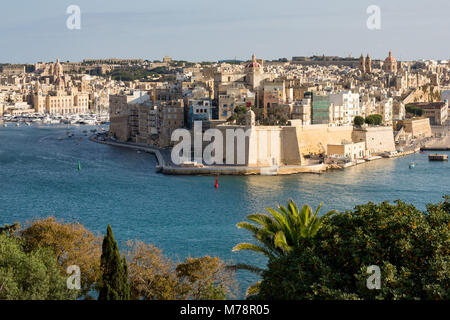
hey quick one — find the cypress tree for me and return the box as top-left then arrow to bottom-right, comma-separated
98,224 -> 130,300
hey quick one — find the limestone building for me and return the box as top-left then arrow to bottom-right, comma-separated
383,51 -> 398,74
32,59 -> 89,115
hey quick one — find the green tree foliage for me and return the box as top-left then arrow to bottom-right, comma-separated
353,116 -> 365,127
126,240 -> 180,300
107,66 -> 170,81
234,201 -> 335,259
255,197 -> 449,300
126,241 -> 237,300
233,201 -> 335,295
0,233 -> 77,300
406,105 -> 424,117
176,256 -> 237,300
98,225 -> 130,300
0,223 -> 20,236
20,217 -> 102,299
228,106 -> 249,125
365,114 -> 383,125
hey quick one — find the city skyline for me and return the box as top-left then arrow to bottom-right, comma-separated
1,0 -> 450,63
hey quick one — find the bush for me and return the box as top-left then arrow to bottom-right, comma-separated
176,256 -> 237,300
406,105 -> 424,117
127,240 -> 238,300
365,114 -> 383,125
353,116 -> 365,127
0,233 -> 77,300
20,217 -> 102,299
126,240 -> 180,300
256,197 -> 449,300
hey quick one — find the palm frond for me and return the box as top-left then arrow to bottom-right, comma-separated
232,243 -> 276,259
245,281 -> 262,297
274,230 -> 291,253
228,263 -> 265,275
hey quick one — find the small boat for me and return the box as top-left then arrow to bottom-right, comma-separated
409,161 -> 415,169
16,123 -> 20,127
428,154 -> 448,161
3,124 -> 7,127
57,136 -> 63,140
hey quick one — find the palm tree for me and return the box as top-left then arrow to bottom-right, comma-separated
232,200 -> 336,296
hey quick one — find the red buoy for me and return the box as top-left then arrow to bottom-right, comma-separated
214,176 -> 219,189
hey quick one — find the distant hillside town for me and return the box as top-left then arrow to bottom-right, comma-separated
1,52 -> 449,172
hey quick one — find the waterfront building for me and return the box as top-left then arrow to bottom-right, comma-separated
327,141 -> 368,161
217,83 -> 255,120
291,99 -> 311,125
394,118 -> 432,139
158,100 -> 185,147
406,101 -> 448,125
109,90 -> 149,141
214,110 -> 395,167
352,126 -> 396,154
187,98 -> 212,128
311,94 -> 330,124
376,98 -> 393,125
263,80 -> 289,117
109,90 -> 184,147
32,59 -> 89,115
329,91 -> 360,125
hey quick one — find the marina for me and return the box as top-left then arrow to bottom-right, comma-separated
1,113 -> 109,126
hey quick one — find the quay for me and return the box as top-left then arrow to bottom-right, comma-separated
89,134 -> 166,168
89,134 -> 327,175
162,163 -> 327,175
421,135 -> 450,151
89,133 -> 428,175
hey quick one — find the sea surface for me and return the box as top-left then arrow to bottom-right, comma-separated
0,124 -> 449,297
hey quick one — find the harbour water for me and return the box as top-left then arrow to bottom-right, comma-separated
0,124 -> 449,296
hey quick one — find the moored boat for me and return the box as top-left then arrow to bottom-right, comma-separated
428,154 -> 448,161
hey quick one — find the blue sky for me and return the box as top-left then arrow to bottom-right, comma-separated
0,0 -> 449,63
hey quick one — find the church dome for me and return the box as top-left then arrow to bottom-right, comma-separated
246,54 -> 261,69
246,61 -> 261,68
385,51 -> 396,63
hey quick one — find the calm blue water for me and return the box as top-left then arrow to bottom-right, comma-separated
0,124 -> 449,297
